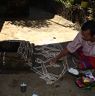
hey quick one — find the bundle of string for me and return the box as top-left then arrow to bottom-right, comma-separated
33,44 -> 77,85
17,41 -> 34,67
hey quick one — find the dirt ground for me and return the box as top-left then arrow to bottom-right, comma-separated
0,7 -> 95,96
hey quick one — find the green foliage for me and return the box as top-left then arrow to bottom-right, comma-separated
54,0 -> 74,7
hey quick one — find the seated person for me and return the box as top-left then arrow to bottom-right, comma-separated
50,20 -> 95,70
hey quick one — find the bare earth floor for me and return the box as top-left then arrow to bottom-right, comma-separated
0,72 -> 95,96
0,8 -> 95,96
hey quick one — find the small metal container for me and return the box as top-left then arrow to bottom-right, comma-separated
20,82 -> 27,93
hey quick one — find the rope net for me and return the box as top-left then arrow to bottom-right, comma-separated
33,43 -> 77,84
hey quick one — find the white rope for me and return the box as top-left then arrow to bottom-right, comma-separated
17,41 -> 33,67
32,44 -> 69,84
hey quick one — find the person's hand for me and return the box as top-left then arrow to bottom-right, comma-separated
48,57 -> 57,65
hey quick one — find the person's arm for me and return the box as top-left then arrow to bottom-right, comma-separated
49,32 -> 82,64
55,47 -> 69,60
49,47 -> 69,64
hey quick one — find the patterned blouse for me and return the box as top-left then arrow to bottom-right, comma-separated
67,32 -> 95,57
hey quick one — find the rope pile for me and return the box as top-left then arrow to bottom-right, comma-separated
33,44 -> 77,84
17,40 -> 34,67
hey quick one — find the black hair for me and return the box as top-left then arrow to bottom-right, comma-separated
81,20 -> 95,36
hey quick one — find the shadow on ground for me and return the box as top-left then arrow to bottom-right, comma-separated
0,7 -> 54,32
10,19 -> 52,28
6,7 -> 55,28
0,20 -> 5,32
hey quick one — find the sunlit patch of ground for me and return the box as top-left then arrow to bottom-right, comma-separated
0,15 -> 78,45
